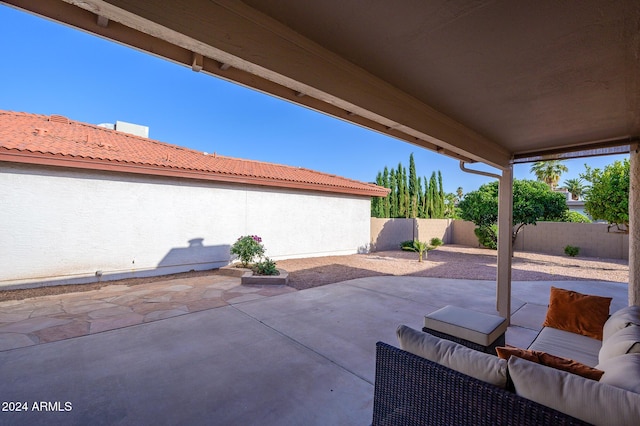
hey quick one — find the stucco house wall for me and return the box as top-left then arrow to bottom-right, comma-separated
0,163 -> 371,289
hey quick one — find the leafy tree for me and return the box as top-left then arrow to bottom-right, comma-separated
562,178 -> 585,200
456,186 -> 464,203
512,180 -> 567,236
530,160 -> 568,190
562,211 -> 592,223
458,184 -> 498,228
475,224 -> 498,249
581,159 -> 629,231
458,179 -> 567,248
444,193 -> 459,218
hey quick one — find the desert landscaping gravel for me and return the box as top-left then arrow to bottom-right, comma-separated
1,245 -> 628,301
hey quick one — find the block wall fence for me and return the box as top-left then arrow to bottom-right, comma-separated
370,218 -> 629,260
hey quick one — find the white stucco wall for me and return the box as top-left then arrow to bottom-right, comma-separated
0,164 -> 371,289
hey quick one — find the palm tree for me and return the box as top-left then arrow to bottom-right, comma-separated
530,160 -> 568,190
562,178 -> 585,200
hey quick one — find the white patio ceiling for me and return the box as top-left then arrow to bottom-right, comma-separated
6,0 -> 639,169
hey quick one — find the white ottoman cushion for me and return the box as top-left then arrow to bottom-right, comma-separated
424,305 -> 507,346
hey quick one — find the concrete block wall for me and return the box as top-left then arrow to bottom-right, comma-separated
370,218 -> 416,251
514,222 -> 629,259
450,220 -> 480,247
370,218 -> 629,260
415,219 -> 452,245
370,218 -> 452,251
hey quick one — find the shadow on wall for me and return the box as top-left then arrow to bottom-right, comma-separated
371,219 -> 416,251
2,239 -> 231,291
158,238 -> 230,271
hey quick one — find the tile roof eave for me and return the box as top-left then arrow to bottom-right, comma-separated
0,149 -> 390,198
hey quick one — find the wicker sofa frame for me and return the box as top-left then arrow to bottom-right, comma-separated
372,342 -> 592,426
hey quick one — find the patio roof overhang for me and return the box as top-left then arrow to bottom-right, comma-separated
7,0 -> 638,167
4,0 -> 640,311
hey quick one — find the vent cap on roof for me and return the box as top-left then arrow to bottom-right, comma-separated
49,114 -> 70,124
115,120 -> 149,138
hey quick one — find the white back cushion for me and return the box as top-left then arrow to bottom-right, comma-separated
396,324 -> 507,388
509,356 -> 640,426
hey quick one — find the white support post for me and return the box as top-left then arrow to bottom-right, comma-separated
630,143 -> 640,306
497,166 -> 513,322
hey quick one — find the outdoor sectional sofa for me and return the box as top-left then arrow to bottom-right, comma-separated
372,290 -> 640,426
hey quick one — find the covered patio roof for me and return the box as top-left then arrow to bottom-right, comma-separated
4,0 -> 640,310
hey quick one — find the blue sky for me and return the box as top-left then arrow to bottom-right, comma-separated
0,5 -> 628,195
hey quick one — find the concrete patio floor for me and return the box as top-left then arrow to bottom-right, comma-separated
0,276 -> 628,425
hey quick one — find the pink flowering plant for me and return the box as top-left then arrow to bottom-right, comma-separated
230,235 -> 265,267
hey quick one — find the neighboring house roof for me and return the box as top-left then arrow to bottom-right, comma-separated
0,110 -> 388,197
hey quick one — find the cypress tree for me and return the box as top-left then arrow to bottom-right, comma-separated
396,163 -> 405,218
408,153 -> 418,218
423,175 -> 430,218
417,176 -> 425,218
382,167 -> 390,218
372,171 -> 383,217
438,170 -> 445,218
372,158 -> 448,220
389,169 -> 398,218
402,165 -> 410,218
428,172 -> 437,218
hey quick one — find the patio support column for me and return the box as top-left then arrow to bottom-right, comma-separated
630,143 -> 640,306
497,166 -> 513,323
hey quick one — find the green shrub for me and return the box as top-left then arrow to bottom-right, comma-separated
253,257 -> 279,275
474,225 -> 498,249
564,245 -> 580,257
429,237 -> 443,247
400,240 -> 415,250
401,240 -> 431,262
562,211 -> 592,223
230,235 -> 265,267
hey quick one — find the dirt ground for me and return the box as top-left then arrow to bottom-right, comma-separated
279,245 -> 629,290
1,245 -> 628,301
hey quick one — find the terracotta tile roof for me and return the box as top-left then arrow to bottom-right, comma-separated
0,110 -> 388,197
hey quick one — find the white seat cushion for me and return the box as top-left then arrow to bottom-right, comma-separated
423,305 -> 507,346
528,327 -> 601,367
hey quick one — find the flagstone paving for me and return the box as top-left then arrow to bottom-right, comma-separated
0,275 -> 295,351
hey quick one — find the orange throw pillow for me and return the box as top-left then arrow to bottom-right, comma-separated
542,286 -> 611,340
496,346 -> 604,381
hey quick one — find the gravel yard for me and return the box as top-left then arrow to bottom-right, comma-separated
1,245 -> 628,301
278,245 -> 629,290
